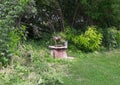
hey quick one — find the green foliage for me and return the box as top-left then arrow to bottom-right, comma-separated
15,0 -> 119,40
0,41 -> 65,85
0,0 -> 30,66
73,26 -> 103,52
103,27 -> 120,50
33,56 -> 63,85
58,26 -> 103,51
59,26 -> 76,42
64,27 -> 77,41
58,26 -> 78,50
0,26 -> 27,66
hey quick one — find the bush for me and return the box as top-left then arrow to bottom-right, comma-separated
0,0 -> 33,67
59,26 -> 76,42
103,27 -> 120,50
73,26 -> 103,52
58,26 -> 78,50
0,41 -> 64,85
0,26 -> 26,67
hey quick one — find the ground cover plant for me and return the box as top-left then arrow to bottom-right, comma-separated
1,41 -> 120,85
0,0 -> 120,85
0,41 -> 68,85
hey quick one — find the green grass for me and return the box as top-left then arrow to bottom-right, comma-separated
0,40 -> 66,85
1,40 -> 120,85
63,49 -> 120,85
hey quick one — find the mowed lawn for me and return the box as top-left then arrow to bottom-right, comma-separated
63,49 -> 120,85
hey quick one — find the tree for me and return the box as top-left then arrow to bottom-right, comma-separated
0,0 -> 35,66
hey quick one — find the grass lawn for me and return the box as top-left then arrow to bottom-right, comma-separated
0,40 -> 120,85
63,49 -> 120,85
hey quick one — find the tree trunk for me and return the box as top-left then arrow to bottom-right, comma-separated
72,0 -> 80,27
56,0 -> 65,32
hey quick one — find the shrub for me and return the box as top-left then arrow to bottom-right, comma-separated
103,27 -> 120,49
0,42 -> 64,85
0,26 -> 27,67
116,31 -> 120,47
64,26 -> 77,41
58,26 -> 78,50
73,26 -> 103,52
59,26 -> 76,42
0,0 -> 33,67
